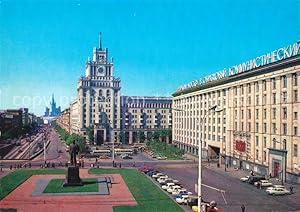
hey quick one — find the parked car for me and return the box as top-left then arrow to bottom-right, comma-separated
247,176 -> 265,185
175,195 -> 189,204
162,182 -> 175,190
167,185 -> 181,193
254,180 -> 272,187
240,176 -> 250,182
266,187 -> 290,195
266,185 -> 286,192
122,155 -> 132,159
159,178 -> 173,185
157,176 -> 169,183
146,170 -> 157,176
172,189 -> 191,196
152,173 -> 164,179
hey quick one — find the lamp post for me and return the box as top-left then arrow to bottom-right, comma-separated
173,104 -> 223,211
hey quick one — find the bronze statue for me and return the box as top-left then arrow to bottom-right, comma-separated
69,141 -> 79,166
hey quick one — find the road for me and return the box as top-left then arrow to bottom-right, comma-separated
157,164 -> 300,212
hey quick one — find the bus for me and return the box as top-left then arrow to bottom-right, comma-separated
91,149 -> 111,156
114,148 -> 133,156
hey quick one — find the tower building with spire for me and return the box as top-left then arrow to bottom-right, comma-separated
44,94 -> 61,117
77,33 -> 121,144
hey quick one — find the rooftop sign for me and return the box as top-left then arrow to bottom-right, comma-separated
177,40 -> 300,92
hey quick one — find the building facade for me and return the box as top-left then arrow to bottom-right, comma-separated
173,41 -> 300,183
120,96 -> 172,144
44,94 -> 61,117
57,36 -> 172,145
56,108 -> 70,133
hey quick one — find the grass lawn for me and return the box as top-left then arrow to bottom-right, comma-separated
43,178 -> 98,193
89,168 -> 183,212
0,169 -> 65,200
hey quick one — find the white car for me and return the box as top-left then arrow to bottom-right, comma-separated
254,180 -> 272,187
175,196 -> 189,204
266,187 -> 290,195
152,173 -> 164,178
266,185 -> 285,192
167,185 -> 181,193
240,176 -> 250,182
157,176 -> 168,183
172,188 -> 191,196
161,182 -> 175,190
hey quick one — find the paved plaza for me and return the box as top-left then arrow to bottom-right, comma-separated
0,169 -> 136,212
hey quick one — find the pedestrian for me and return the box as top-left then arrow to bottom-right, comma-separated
28,162 -> 31,168
241,204 -> 245,212
269,173 -> 272,178
10,165 -> 13,170
119,163 -> 122,168
290,186 -> 294,194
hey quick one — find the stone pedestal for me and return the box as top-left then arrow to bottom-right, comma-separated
63,166 -> 83,187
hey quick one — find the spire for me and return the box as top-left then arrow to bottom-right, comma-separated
99,32 -> 102,50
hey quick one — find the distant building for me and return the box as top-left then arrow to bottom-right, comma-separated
57,34 -> 172,145
44,94 -> 61,117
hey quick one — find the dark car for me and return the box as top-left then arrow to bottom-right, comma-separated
247,176 -> 265,184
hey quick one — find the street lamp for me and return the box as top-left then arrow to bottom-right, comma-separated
173,104 -> 223,210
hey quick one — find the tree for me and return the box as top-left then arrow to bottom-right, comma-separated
66,133 -> 85,153
135,130 -> 145,143
118,131 -> 125,144
86,127 -> 94,143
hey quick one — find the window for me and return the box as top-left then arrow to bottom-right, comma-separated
272,123 -> 276,134
283,139 -> 287,150
256,149 -> 259,160
248,122 -> 251,131
294,112 -> 298,120
247,83 -> 251,93
263,94 -> 267,105
283,107 -> 287,119
256,109 -> 259,119
240,85 -> 244,94
271,78 -> 276,89
264,123 -> 267,133
248,109 -> 251,119
263,137 -> 267,148
255,82 -> 259,91
292,73 -> 298,86
256,95 -> 259,105
282,91 -> 287,103
256,123 -> 259,132
272,93 -> 276,104
263,109 -> 267,119
234,87 -> 237,95
282,75 -> 287,88
241,109 -> 244,119
263,80 -> 267,91
272,108 -> 276,119
256,136 -> 259,146
294,126 -> 298,136
293,90 -> 298,102
241,122 -> 244,131
263,151 -> 266,162
283,123 -> 287,135
294,144 -> 298,157
234,122 -> 237,130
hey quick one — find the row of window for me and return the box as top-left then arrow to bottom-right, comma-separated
234,109 -> 298,120
233,73 -> 298,95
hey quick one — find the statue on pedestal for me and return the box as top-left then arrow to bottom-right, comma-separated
69,141 -> 79,166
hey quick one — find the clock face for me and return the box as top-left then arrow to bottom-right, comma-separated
97,67 -> 104,76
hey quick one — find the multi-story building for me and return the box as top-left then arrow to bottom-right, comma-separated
70,100 -> 80,135
58,35 -> 172,145
56,108 -> 70,133
120,96 -> 172,144
173,41 -> 300,183
0,109 -> 23,138
77,39 -> 121,145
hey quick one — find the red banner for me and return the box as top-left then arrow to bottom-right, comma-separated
235,140 -> 246,152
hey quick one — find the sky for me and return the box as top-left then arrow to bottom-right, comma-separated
0,0 -> 299,116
